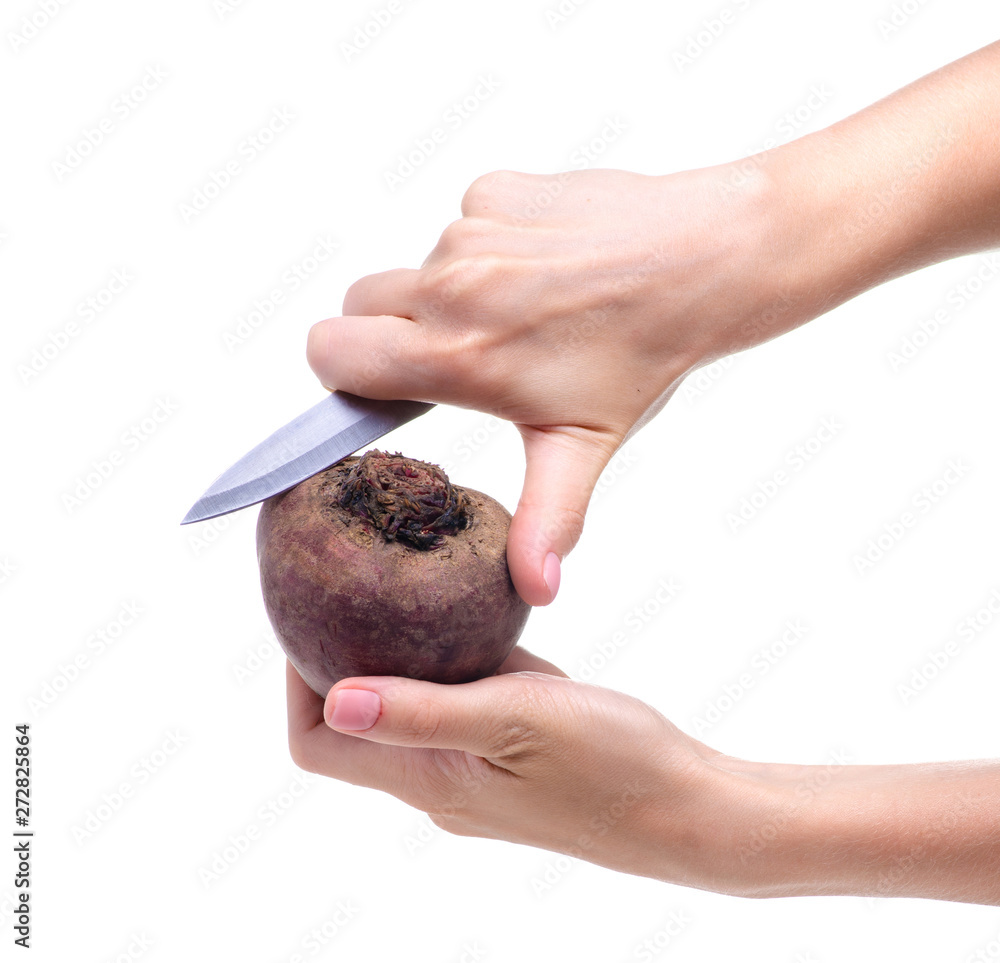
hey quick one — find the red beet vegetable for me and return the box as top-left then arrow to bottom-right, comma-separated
257,450 -> 530,696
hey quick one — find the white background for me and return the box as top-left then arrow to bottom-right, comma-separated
3,0 -> 1000,960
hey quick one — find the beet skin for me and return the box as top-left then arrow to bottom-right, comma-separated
257,450 -> 530,697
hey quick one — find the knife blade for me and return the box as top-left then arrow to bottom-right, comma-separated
181,392 -> 434,525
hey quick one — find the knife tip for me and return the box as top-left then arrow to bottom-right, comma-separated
180,504 -> 206,526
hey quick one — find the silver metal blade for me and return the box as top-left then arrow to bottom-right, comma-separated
181,392 -> 434,524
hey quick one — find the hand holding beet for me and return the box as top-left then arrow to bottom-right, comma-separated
287,648 -> 1000,904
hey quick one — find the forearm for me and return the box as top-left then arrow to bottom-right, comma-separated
759,40 -> 1000,329
706,756 -> 1000,903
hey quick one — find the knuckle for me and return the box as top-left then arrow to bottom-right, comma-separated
341,276 -> 368,315
396,698 -> 445,748
421,253 -> 504,309
341,272 -> 391,317
434,215 -> 483,255
483,687 -> 550,759
433,331 -> 502,405
427,214 -> 510,267
493,718 -> 542,759
461,169 -> 522,212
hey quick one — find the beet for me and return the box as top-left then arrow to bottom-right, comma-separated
257,450 -> 530,696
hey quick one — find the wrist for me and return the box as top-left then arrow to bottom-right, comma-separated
670,152 -> 836,363
695,755 -> 1000,903
705,118 -> 954,361
677,756 -> 822,898
758,130 -> 907,318
709,755 -> 856,899
643,750 -> 813,896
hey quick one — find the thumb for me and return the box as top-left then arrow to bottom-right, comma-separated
323,672 -> 568,759
507,425 -> 618,607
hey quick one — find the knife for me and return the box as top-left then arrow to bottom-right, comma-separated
181,392 -> 434,525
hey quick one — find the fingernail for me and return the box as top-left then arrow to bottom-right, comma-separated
542,552 -> 561,602
327,689 -> 381,731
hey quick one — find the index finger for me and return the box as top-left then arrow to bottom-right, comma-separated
342,267 -> 422,318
